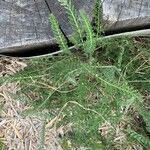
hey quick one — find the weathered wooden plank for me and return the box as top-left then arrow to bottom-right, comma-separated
103,0 -> 150,21
103,0 -> 150,29
0,0 -> 54,51
0,0 -> 95,53
0,0 -> 150,54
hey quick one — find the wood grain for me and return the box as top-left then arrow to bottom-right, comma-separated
0,0 -> 95,52
103,0 -> 150,29
0,0 -> 150,53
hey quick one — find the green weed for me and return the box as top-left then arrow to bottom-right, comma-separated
1,0 -> 150,149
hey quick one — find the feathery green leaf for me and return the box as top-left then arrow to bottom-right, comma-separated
80,10 -> 96,54
93,0 -> 103,36
49,14 -> 69,53
57,0 -> 83,46
127,130 -> 150,149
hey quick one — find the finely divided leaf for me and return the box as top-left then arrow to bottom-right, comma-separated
80,10 -> 96,54
49,14 -> 69,53
93,0 -> 103,36
57,0 -> 83,46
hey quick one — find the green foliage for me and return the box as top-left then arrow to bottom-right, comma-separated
0,140 -> 6,150
80,10 -> 96,54
127,130 -> 150,149
117,45 -> 125,69
93,0 -> 103,36
10,44 -> 149,148
1,0 -> 150,149
49,0 -> 98,54
49,14 -> 69,53
57,0 -> 83,45
2,36 -> 149,149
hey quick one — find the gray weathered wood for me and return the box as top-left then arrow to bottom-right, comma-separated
103,0 -> 150,30
0,0 -> 150,54
103,0 -> 150,21
0,0 -> 95,53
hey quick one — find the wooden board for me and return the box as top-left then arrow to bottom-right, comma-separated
0,0 -> 95,53
103,0 -> 150,30
103,0 -> 150,21
0,0 -> 150,54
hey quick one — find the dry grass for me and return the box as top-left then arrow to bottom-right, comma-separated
0,57 -> 27,77
0,57 -> 70,150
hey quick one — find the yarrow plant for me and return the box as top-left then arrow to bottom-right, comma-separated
1,0 -> 149,149
49,0 -> 99,54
